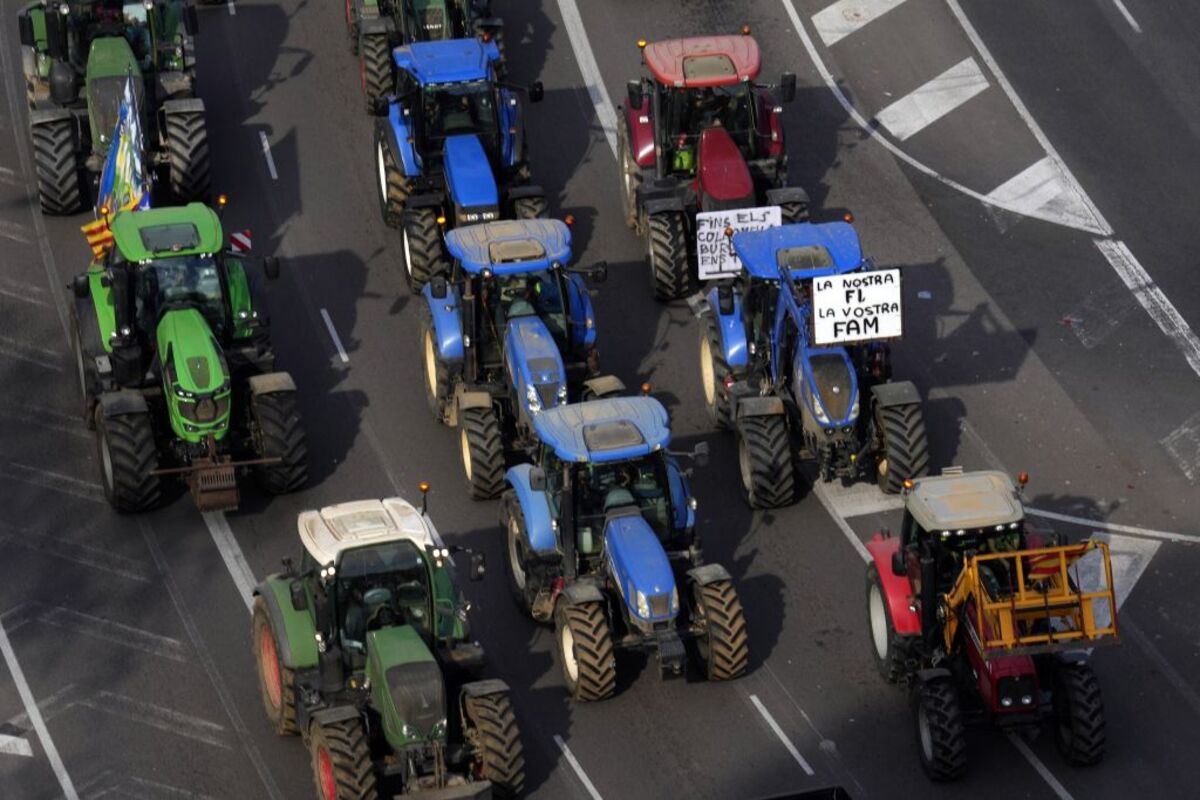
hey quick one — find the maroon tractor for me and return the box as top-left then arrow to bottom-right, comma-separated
616,32 -> 808,300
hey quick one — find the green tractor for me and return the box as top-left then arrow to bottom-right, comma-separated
252,493 -> 525,799
71,202 -> 307,512
17,0 -> 209,214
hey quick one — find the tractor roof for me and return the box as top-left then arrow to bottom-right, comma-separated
445,219 -> 572,276
391,38 -> 499,85
732,221 -> 863,281
111,203 -> 224,262
298,498 -> 441,566
643,35 -> 761,88
906,471 -> 1024,533
533,396 -> 671,463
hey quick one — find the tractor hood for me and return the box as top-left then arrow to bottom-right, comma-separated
366,626 -> 447,750
794,348 -> 858,428
86,37 -> 143,154
443,134 -> 499,219
605,513 -> 677,625
505,315 -> 566,415
697,127 -> 754,210
157,308 -> 232,442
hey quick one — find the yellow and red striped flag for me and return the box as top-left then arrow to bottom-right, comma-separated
81,216 -> 113,259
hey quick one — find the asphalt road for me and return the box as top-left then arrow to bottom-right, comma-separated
1,0 -> 1198,798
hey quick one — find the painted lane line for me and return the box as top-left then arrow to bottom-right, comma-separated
812,483 -> 871,562
0,733 -> 33,757
258,131 -> 278,180
553,0 -> 619,158
986,157 -> 1101,232
1025,507 -> 1198,544
0,464 -> 104,503
227,0 -> 236,15
0,525 -> 149,581
1006,733 -> 1074,800
812,0 -> 910,47
40,606 -> 189,662
0,284 -> 51,307
1089,533 -> 1159,615
1160,409 -> 1200,482
0,619 -> 79,798
0,165 -> 19,186
814,477 -> 903,518
320,308 -> 350,363
874,57 -> 989,141
0,219 -> 31,244
749,694 -> 816,776
201,512 -> 257,611
1111,0 -> 1142,33
553,735 -> 604,800
79,691 -> 230,750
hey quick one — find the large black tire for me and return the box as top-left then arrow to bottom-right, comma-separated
374,127 -> 408,227
358,33 -> 391,113
779,200 -> 809,225
913,677 -> 967,781
253,391 -> 308,495
308,716 -> 377,800
616,119 -> 639,230
164,110 -> 212,203
554,600 -> 616,702
691,580 -> 749,681
70,310 -> 95,427
1053,662 -> 1105,766
251,596 -> 298,736
419,306 -> 452,421
736,413 -> 795,509
875,401 -> 930,494
95,407 -> 161,513
401,208 -> 444,294
459,405 -> 504,500
501,495 -> 535,614
866,563 -> 905,684
646,210 -> 689,301
512,195 -> 547,220
697,312 -> 732,429
31,118 -> 83,215
463,692 -> 525,798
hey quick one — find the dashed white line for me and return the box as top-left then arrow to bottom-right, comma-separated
320,308 -> 350,363
1006,733 -> 1075,800
258,131 -> 278,180
1110,0 -> 1142,33
812,483 -> 872,562
201,511 -> 257,611
227,0 -> 236,16
553,0 -> 619,158
812,0 -> 911,47
553,735 -> 604,800
749,694 -> 816,776
874,57 -> 989,141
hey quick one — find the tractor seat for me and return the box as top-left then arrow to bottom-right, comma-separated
603,487 -> 636,512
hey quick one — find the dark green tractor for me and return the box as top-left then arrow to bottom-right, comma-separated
71,202 -> 307,512
252,494 -> 525,799
17,0 -> 209,214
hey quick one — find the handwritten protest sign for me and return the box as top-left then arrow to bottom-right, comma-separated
812,268 -> 903,345
695,206 -> 781,280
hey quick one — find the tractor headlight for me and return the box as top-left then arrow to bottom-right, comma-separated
431,719 -> 447,738
526,384 -> 542,412
1000,697 -> 1013,708
636,590 -> 650,619
1020,695 -> 1033,706
811,398 -> 830,424
849,398 -> 859,419
669,587 -> 679,614
557,384 -> 568,404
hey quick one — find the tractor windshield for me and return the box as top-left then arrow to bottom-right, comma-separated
134,254 -> 226,337
422,80 -> 499,143
477,270 -> 568,351
335,540 -> 432,652
573,454 -> 672,552
664,83 -> 756,173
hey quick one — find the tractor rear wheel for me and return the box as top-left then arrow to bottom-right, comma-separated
95,407 -> 161,513
253,391 -> 308,495
913,677 -> 967,781
691,580 -> 749,681
617,121 -> 639,229
251,596 -> 298,736
502,496 -> 535,614
419,306 -> 452,421
375,128 -> 408,227
736,413 -> 795,509
308,716 -> 377,800
875,401 -> 929,494
460,405 -> 504,500
1053,661 -> 1105,766
698,312 -> 732,429
513,195 -> 547,220
358,33 -> 391,113
646,210 -> 689,301
31,117 -> 83,215
164,110 -> 212,203
554,600 -> 616,702
402,208 -> 444,294
866,563 -> 904,684
464,692 -> 525,798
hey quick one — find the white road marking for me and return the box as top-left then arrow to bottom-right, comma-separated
0,463 -> 103,503
0,523 -> 149,581
874,57 -> 989,141
39,606 -> 189,662
0,402 -> 88,437
1089,533 -> 1159,612
0,343 -> 62,371
553,0 -> 619,158
1006,733 -> 1075,800
0,733 -> 32,757
258,131 -> 278,180
0,165 -> 18,186
749,694 -> 816,776
0,619 -> 79,798
0,284 -> 50,307
227,0 -> 236,16
320,308 -> 351,363
1063,281 -> 1139,349
0,219 -> 31,244
80,691 -> 230,750
201,512 -> 256,611
1111,0 -> 1142,33
812,483 -> 872,562
1160,410 -> 1200,482
814,478 -> 904,518
812,0 -> 910,47
986,157 -> 1100,232
553,735 -> 604,800
1025,507 -> 1198,544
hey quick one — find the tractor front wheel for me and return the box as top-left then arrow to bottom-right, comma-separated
554,600 -> 616,702
1053,661 -> 1105,766
502,496 -> 535,614
691,580 -> 749,681
866,563 -> 904,684
31,117 -> 83,215
617,121 -> 639,229
375,129 -> 408,227
646,210 -> 689,301
251,596 -> 298,735
875,401 -> 929,494
358,33 -> 391,113
512,195 -> 548,220
913,676 -> 967,781
736,413 -> 795,509
252,391 -> 308,495
460,405 -> 505,500
419,306 -> 452,421
308,716 -> 377,800
698,313 -> 732,429
164,110 -> 212,203
464,692 -> 525,798
402,208 -> 444,294
95,407 -> 161,513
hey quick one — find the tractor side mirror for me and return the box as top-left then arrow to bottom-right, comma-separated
289,581 -> 308,611
626,80 -> 645,110
469,552 -> 486,582
18,14 -> 34,47
692,441 -> 710,468
780,72 -> 797,104
72,274 -> 89,299
891,549 -> 905,577
263,256 -> 281,280
528,467 -> 547,491
45,11 -> 67,62
528,81 -> 544,103
183,4 -> 199,35
430,273 -> 448,299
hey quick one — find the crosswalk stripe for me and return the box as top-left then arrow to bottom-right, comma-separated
874,57 -> 989,141
985,156 -> 1100,230
812,0 -> 910,47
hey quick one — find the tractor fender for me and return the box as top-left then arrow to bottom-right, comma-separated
248,371 -> 297,396
457,390 -> 492,411
561,582 -> 605,606
160,97 -> 205,116
870,380 -> 921,409
154,71 -> 193,102
254,578 -> 319,669
461,678 -> 510,698
358,16 -> 395,36
914,667 -> 953,685
383,106 -> 420,178
29,107 -> 74,127
406,191 -> 446,211
735,395 -> 785,419
504,465 -> 557,554
642,195 -> 685,217
98,390 -> 148,418
624,99 -> 655,168
309,705 -> 361,728
705,285 -> 748,369
666,458 -> 693,530
686,563 -> 731,587
565,273 -> 596,351
582,375 -> 624,399
765,186 -> 810,208
865,534 -> 921,635
421,283 -> 463,362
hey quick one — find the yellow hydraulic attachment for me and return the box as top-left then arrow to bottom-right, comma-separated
941,542 -> 1119,658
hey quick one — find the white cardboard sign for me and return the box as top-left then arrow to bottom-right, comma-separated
812,269 -> 903,345
695,205 -> 781,280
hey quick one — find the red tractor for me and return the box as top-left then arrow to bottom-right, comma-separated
865,469 -> 1119,780
616,33 -> 808,300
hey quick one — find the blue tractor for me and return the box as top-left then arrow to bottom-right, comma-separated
373,38 -> 546,293
693,222 -> 929,508
500,396 -> 749,702
419,219 -> 620,500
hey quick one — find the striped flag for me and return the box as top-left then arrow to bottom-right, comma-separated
81,72 -> 151,259
81,216 -> 114,259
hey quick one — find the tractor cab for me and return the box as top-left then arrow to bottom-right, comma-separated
395,0 -> 496,45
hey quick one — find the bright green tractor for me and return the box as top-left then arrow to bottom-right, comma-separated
252,493 -> 525,799
71,202 -> 307,512
17,0 -> 209,214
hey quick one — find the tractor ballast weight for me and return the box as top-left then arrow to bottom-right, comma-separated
695,221 -> 929,509
16,0 -> 210,214
251,495 -> 525,799
419,219 -> 615,500
616,33 -> 805,300
865,470 -> 1118,780
373,38 -> 546,292
71,203 -> 306,513
501,396 -> 749,702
